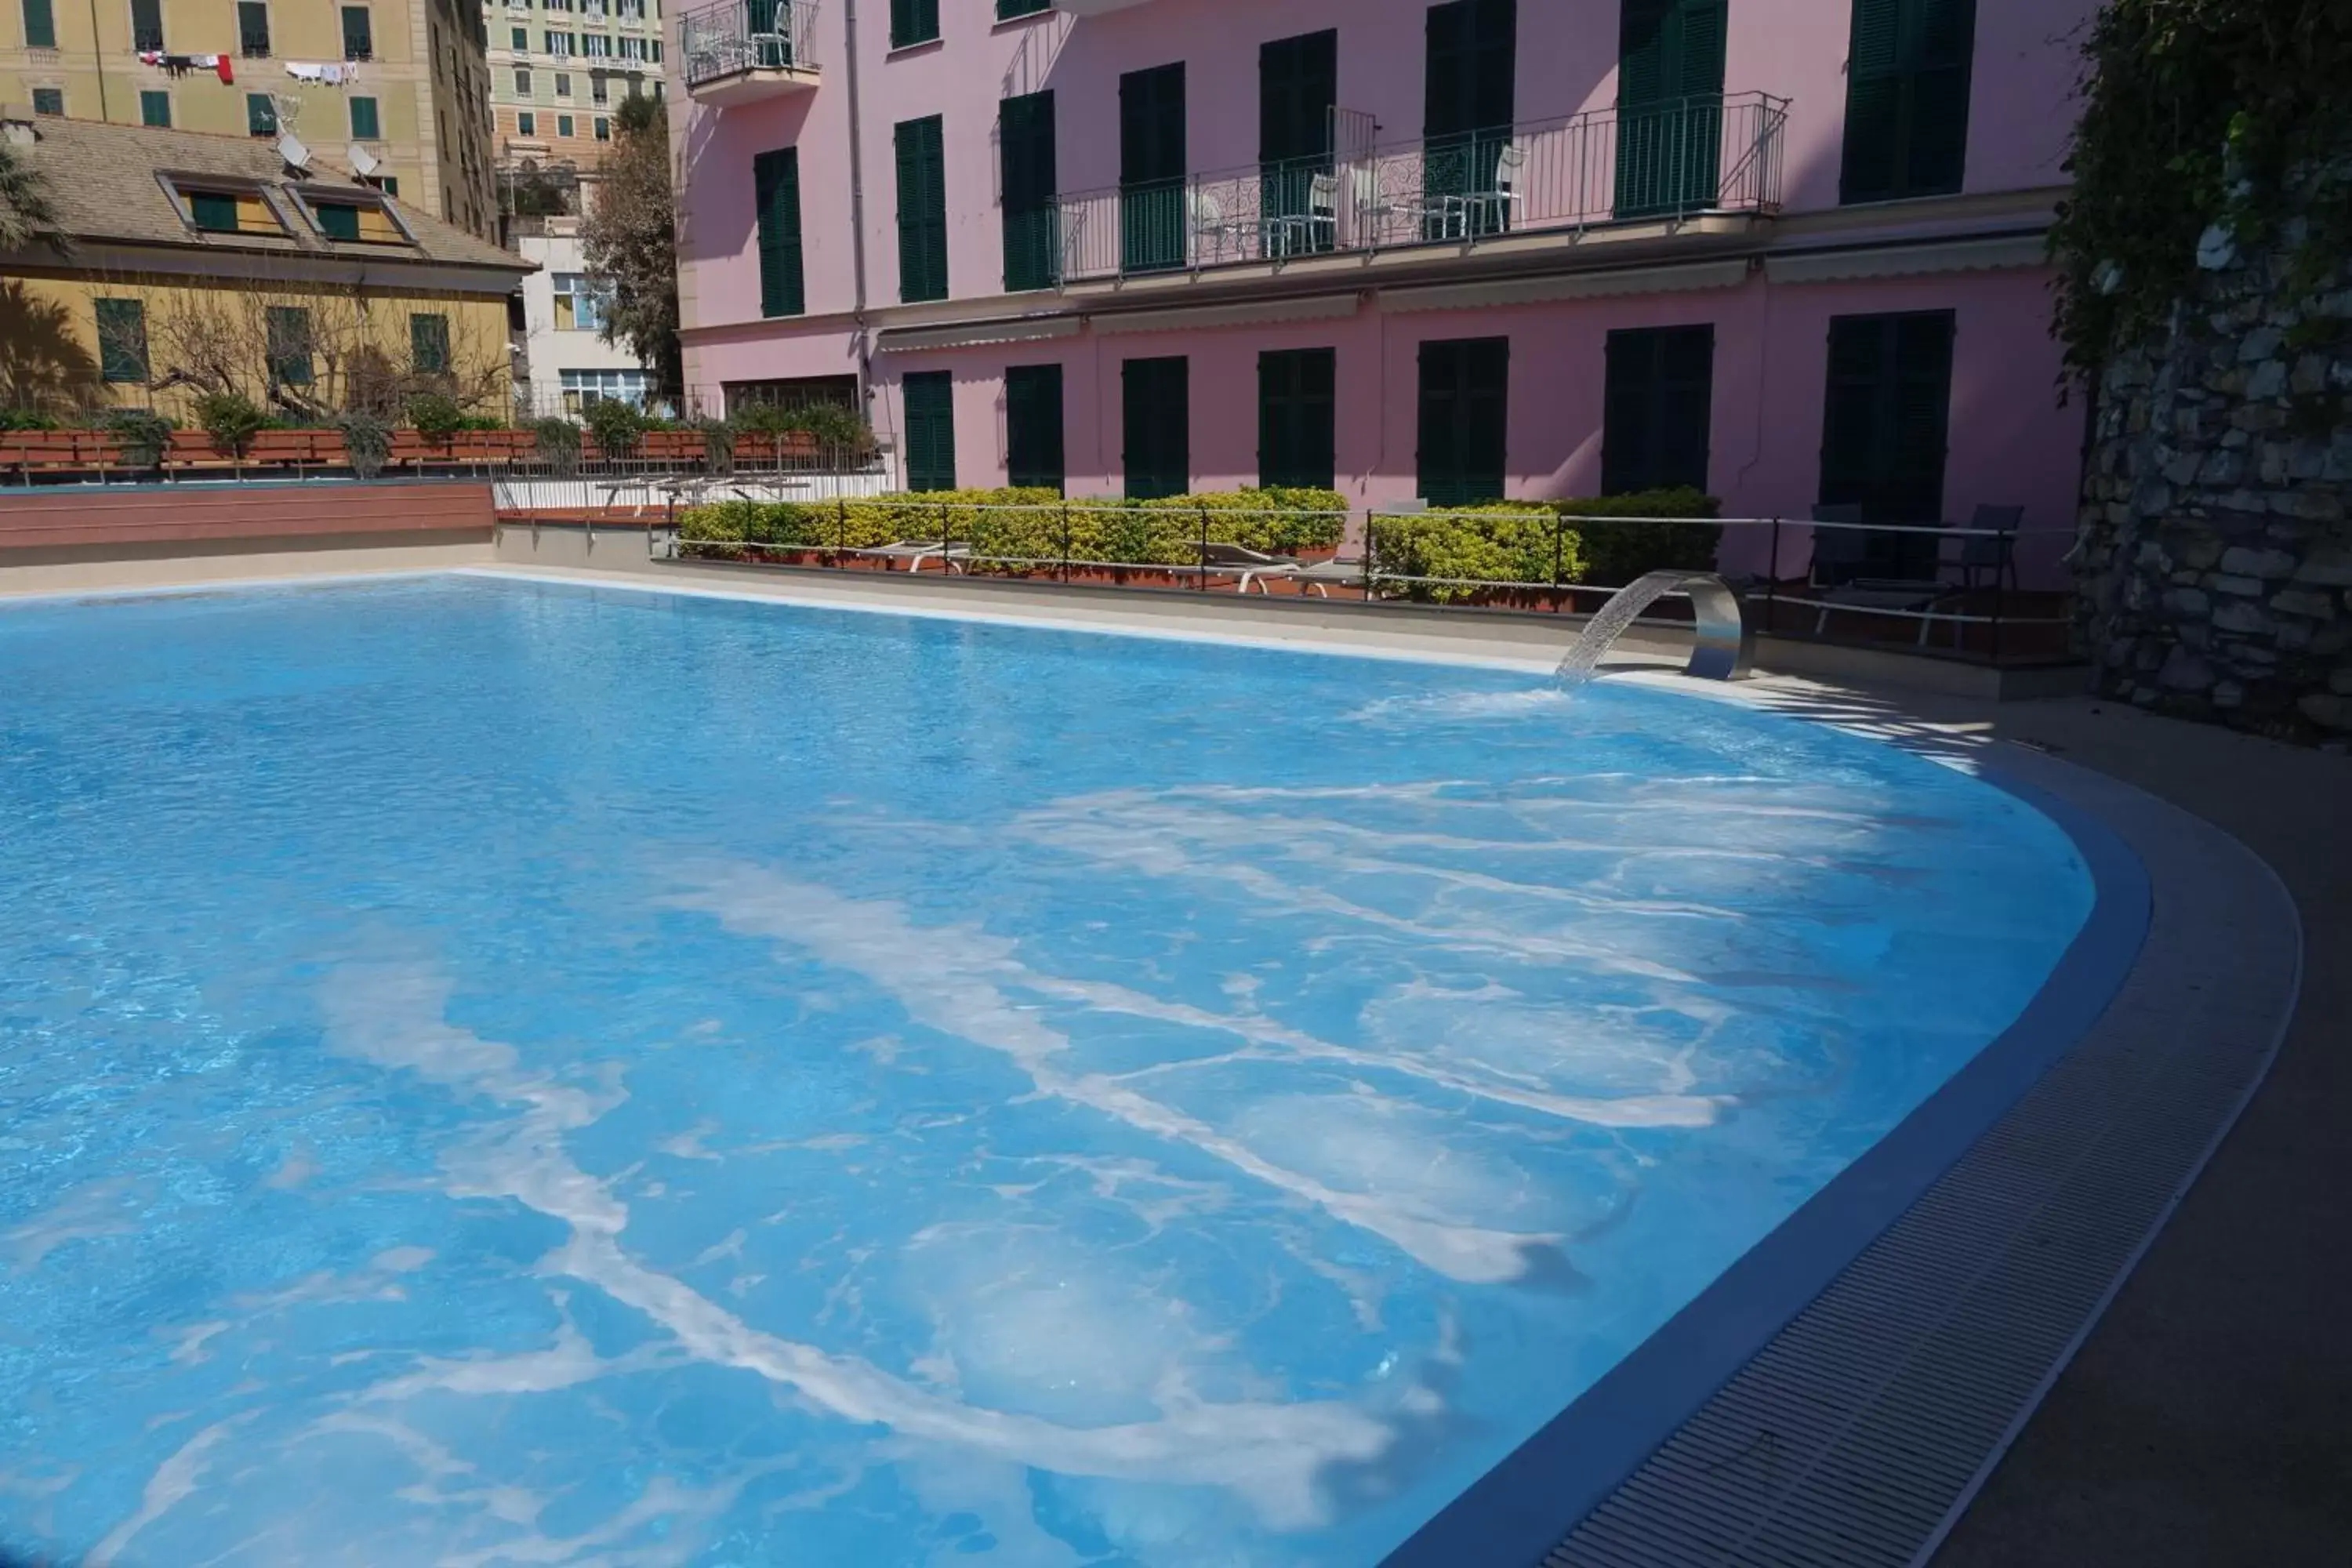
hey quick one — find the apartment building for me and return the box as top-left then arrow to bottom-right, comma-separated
4,0 -> 499,241
670,0 -> 2096,541
485,0 -> 665,171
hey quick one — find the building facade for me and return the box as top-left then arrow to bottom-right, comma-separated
510,201 -> 666,414
669,0 -> 2099,544
4,0 -> 499,240
485,0 -> 665,173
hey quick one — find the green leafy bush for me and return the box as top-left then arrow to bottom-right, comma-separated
528,416 -> 582,476
404,391 -> 468,443
194,391 -> 268,457
336,411 -> 394,480
0,408 -> 60,431
1367,488 -> 1719,601
102,408 -> 175,468
583,397 -> 649,456
695,416 -> 737,476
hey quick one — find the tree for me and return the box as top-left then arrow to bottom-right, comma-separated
0,138 -> 67,255
579,95 -> 681,395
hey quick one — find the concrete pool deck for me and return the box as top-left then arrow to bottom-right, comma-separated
3,553 -> 2341,1565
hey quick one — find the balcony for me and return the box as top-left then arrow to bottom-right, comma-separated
1054,93 -> 1786,286
681,0 -> 819,107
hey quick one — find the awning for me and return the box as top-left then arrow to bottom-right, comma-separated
1764,231 -> 2049,284
1089,292 -> 1364,335
875,314 -> 1082,353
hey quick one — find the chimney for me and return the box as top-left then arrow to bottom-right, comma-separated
0,104 -> 36,147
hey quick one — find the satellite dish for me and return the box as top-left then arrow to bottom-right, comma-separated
276,133 -> 311,172
347,143 -> 379,177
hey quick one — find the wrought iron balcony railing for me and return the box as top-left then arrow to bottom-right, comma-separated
1055,93 -> 1787,285
681,0 -> 819,101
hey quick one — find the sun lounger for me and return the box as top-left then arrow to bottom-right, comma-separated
1195,541 -> 1305,594
866,539 -> 972,573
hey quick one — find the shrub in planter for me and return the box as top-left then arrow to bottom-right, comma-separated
336,411 -> 394,480
103,408 -> 175,469
404,391 -> 468,445
528,416 -> 582,476
695,416 -> 738,477
1559,487 -> 1722,586
194,392 -> 269,458
583,398 -> 648,459
0,408 -> 60,432
1370,504 -> 1579,602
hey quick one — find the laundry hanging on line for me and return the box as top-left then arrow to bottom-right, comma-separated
136,53 -> 234,84
284,62 -> 361,86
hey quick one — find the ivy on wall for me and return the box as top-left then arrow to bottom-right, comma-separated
2050,0 -> 2352,371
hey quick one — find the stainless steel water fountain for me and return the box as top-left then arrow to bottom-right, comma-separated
1555,571 -> 1753,684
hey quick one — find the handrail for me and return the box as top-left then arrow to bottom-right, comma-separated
1058,93 -> 1788,284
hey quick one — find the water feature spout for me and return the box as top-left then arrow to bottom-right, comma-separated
1555,571 -> 1752,684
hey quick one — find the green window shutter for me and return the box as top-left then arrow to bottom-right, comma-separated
1258,347 -> 1335,490
410,313 -> 451,373
341,5 -> 373,59
889,0 -> 938,49
24,0 -> 56,50
754,147 -> 806,317
1119,63 -> 1185,273
996,0 -> 1050,16
1122,355 -> 1189,500
247,93 -> 278,136
94,298 -> 149,384
1818,310 -> 1954,577
140,90 -> 170,128
188,191 -> 238,230
1004,363 -> 1065,492
1259,31 -> 1337,250
315,201 -> 361,240
350,96 -> 380,140
266,306 -> 314,386
1841,0 -> 1975,203
1614,0 -> 1726,216
895,115 -> 947,303
31,88 -> 64,115
1422,0 -> 1515,234
1000,92 -> 1058,292
902,371 -> 956,492
1602,324 -> 1714,495
1417,336 -> 1509,506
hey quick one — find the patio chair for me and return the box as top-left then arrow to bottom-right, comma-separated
1459,142 -> 1526,234
1953,504 -> 2024,591
867,539 -> 973,574
1807,504 -> 1948,643
1291,552 -> 1372,599
1195,541 -> 1305,594
1269,172 -> 1339,256
1349,162 -> 1441,247
1188,188 -> 1254,265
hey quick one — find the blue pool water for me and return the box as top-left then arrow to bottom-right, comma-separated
0,575 -> 2094,1567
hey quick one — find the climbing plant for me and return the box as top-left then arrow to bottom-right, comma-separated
2050,0 -> 2352,371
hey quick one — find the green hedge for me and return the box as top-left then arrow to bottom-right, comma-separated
1368,488 -> 1720,601
679,487 -> 1348,571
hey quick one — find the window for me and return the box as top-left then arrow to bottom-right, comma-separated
246,93 -> 278,136
514,67 -> 531,93
1004,364 -> 1064,492
1122,355 -> 1188,500
350,96 -> 380,140
1842,0 -> 1975,202
545,30 -> 573,55
22,0 -> 56,49
1259,347 -> 1335,490
1602,325 -> 1713,495
561,368 -> 653,412
902,371 -> 956,492
649,39 -> 660,62
411,313 -> 450,373
238,1 -> 270,57
314,201 -> 361,240
266,306 -> 314,387
187,191 -> 238,230
997,0 -> 1049,17
593,115 -> 608,140
511,25 -> 527,49
517,110 -> 536,135
1000,91 -> 1056,292
1119,64 -> 1185,273
129,0 -> 162,51
378,175 -> 397,196
1424,0 -> 1515,236
557,114 -> 573,136
889,0 -> 938,49
590,71 -> 608,103
582,32 -> 611,56
1615,0 -> 1726,216
1417,336 -> 1508,505
341,5 -> 373,60
753,147 -> 804,318
94,299 -> 148,384
139,90 -> 171,128
618,0 -> 644,19
617,33 -> 646,60
554,71 -> 572,95
553,272 -> 605,331
31,87 -> 63,115
1260,31 -> 1336,253
894,114 -> 948,303
1818,310 -> 1955,547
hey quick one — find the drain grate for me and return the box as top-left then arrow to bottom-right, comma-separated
1543,757 -> 2299,1568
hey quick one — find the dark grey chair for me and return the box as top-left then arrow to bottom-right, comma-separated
1954,504 -> 2024,591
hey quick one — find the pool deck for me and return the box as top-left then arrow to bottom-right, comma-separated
5,554 -> 2343,1566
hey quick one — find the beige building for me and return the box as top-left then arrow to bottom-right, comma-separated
4,0 -> 499,241
483,0 -> 665,174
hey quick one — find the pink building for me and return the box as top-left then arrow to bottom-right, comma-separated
670,0 -> 2096,550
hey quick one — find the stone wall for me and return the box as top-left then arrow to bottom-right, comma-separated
2074,216 -> 2352,742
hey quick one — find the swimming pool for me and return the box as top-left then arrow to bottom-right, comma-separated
0,575 -> 2096,1567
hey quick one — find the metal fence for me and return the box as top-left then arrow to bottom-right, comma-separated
1058,93 -> 1787,284
681,0 -> 818,89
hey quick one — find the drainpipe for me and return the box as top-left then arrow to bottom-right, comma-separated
839,0 -> 873,407
86,0 -> 109,120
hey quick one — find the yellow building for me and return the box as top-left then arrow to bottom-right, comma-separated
3,0 -> 498,240
0,109 -> 528,420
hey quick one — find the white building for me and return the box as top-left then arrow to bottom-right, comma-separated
511,205 -> 662,416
